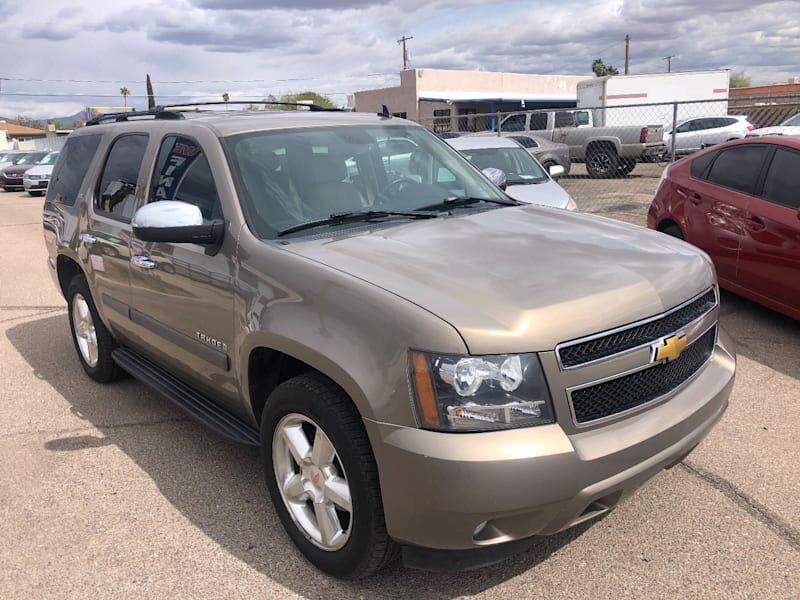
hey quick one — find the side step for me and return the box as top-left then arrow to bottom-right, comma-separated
112,347 -> 261,446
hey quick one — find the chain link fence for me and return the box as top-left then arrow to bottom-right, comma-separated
414,95 -> 799,226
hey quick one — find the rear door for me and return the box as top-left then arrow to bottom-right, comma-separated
682,144 -> 770,285
736,146 -> 800,315
85,133 -> 150,335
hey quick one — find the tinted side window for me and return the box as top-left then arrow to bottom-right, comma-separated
96,134 -> 148,221
529,113 -> 548,131
150,136 -> 221,221
706,145 -> 767,194
47,134 -> 101,206
500,114 -> 526,132
511,136 -> 536,149
762,148 -> 800,209
554,112 -> 575,128
690,151 -> 718,179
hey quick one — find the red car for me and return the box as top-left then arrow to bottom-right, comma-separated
648,136 -> 800,320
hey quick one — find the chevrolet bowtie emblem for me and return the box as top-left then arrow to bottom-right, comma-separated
653,334 -> 687,363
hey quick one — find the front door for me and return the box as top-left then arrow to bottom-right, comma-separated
128,134 -> 240,412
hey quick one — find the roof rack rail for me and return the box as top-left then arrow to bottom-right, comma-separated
85,107 -> 184,126
160,100 -> 343,112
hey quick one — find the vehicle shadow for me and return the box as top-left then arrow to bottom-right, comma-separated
719,290 -> 800,381
7,314 -> 594,599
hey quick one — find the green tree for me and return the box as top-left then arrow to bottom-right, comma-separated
13,115 -> 44,129
146,74 -> 156,110
120,86 -> 131,108
222,92 -> 230,107
274,91 -> 337,110
729,71 -> 752,88
591,58 -> 619,77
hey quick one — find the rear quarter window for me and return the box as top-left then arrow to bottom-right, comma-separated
46,134 -> 102,206
690,150 -> 717,179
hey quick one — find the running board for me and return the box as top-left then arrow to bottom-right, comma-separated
112,347 -> 260,446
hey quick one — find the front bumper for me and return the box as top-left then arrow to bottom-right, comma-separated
365,329 -> 734,558
24,177 -> 48,191
1,175 -> 24,188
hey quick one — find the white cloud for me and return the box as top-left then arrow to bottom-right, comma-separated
1,0 -> 798,119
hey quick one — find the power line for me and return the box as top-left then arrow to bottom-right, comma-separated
0,74 -> 397,85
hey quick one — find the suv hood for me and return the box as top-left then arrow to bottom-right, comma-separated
750,126 -> 800,136
505,179 -> 570,209
2,164 -> 35,175
284,206 -> 715,354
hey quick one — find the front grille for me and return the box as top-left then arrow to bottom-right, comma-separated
558,289 -> 716,368
570,326 -> 717,424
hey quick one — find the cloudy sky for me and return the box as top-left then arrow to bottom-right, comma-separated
2,0 -> 798,119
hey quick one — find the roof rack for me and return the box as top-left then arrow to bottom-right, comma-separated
85,108 -> 184,126
85,100 -> 344,127
159,100 -> 343,112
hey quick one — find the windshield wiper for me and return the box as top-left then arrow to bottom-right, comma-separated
416,196 -> 520,212
276,209 -> 438,237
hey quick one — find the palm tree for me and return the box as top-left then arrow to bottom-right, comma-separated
222,92 -> 230,107
120,86 -> 131,109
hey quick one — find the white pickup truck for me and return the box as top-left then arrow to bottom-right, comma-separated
498,110 -> 665,178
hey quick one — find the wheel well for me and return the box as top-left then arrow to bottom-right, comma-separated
586,141 -> 618,156
657,219 -> 681,234
56,255 -> 83,298
248,347 -> 317,422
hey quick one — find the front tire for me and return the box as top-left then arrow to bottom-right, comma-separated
66,275 -> 123,383
28,190 -> 44,197
261,373 -> 397,579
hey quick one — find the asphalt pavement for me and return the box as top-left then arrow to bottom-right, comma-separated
1,189 -> 798,599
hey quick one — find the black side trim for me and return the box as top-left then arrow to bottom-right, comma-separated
112,347 -> 259,446
402,536 -> 541,572
101,293 -> 129,317
130,308 -> 229,371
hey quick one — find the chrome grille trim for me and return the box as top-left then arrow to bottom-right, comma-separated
565,323 -> 718,427
555,287 -> 718,370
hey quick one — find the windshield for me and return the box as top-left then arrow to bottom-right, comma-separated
457,147 -> 548,185
38,151 -> 60,165
17,153 -> 47,165
781,113 -> 800,126
225,124 -> 509,238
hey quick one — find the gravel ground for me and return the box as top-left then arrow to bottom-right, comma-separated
1,189 -> 798,599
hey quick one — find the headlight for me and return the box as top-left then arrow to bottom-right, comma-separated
408,351 -> 554,432
565,196 -> 578,211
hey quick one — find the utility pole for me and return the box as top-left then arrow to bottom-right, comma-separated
663,55 -> 675,73
397,35 -> 413,70
624,34 -> 630,75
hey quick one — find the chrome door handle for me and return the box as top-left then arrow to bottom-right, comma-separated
79,233 -> 96,245
132,255 -> 156,269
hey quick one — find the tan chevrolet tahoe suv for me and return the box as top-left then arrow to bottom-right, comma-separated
42,103 -> 735,579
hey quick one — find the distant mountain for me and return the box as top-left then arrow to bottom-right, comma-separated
0,111 -> 87,128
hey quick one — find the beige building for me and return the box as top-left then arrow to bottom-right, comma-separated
351,68 -> 587,132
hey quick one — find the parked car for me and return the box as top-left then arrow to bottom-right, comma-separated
664,115 -> 756,156
44,105 -> 734,578
0,150 -> 30,170
747,112 -> 800,137
23,150 -> 60,196
648,136 -> 800,320
497,110 -> 665,178
0,151 -> 49,190
446,136 -> 577,210
502,133 -> 571,175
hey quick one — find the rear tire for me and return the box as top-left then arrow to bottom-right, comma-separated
66,275 -> 124,383
586,146 -> 619,178
261,373 -> 398,579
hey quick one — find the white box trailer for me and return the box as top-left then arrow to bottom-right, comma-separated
577,70 -> 730,128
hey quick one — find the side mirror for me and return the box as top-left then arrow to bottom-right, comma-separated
132,201 -> 224,245
482,167 -> 508,191
549,165 -> 565,178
